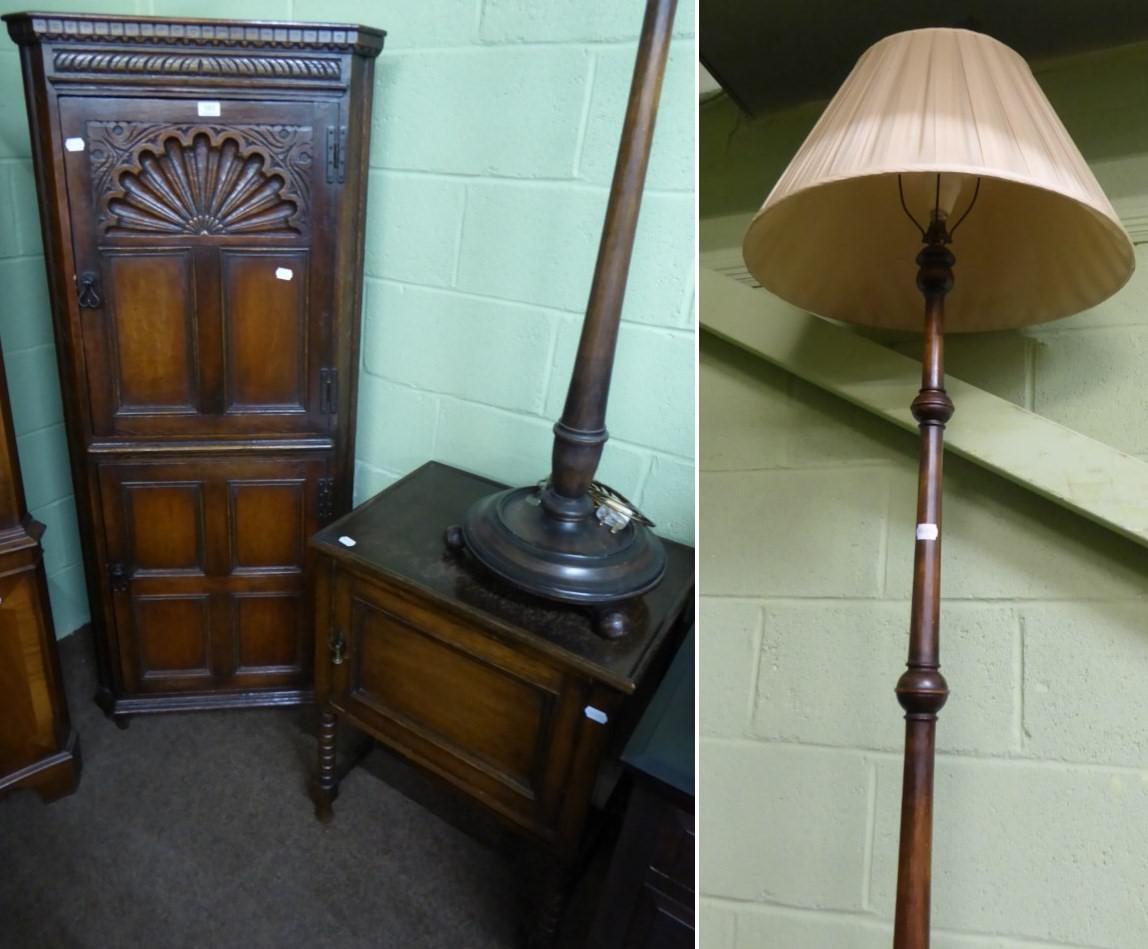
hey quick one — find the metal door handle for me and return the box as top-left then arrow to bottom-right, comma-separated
77,271 -> 102,309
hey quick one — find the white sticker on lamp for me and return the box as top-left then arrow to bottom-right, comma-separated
584,706 -> 608,724
65,137 -> 85,152
275,267 -> 294,281
916,523 -> 939,541
337,535 -> 356,548
197,101 -> 221,117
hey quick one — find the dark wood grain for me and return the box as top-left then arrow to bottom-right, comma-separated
3,12 -> 382,723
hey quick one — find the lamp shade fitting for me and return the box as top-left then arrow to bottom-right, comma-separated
742,28 -> 1135,332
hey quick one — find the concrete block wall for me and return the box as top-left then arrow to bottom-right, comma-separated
0,0 -> 696,637
699,334 -> 1148,949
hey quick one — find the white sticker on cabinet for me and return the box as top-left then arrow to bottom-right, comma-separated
197,101 -> 221,117
65,137 -> 85,152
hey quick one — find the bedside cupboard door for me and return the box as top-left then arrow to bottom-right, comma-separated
329,572 -> 587,837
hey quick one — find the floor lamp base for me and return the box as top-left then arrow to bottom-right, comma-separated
446,484 -> 667,639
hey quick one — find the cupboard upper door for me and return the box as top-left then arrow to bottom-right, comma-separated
58,96 -> 337,439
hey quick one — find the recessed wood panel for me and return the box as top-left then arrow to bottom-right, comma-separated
106,251 -> 197,412
0,572 -> 54,773
125,482 -> 205,573
232,592 -> 302,673
229,479 -> 305,570
351,599 -> 549,791
221,251 -> 308,412
134,595 -> 210,679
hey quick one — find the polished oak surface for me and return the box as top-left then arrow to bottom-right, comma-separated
4,12 -> 382,722
0,337 -> 79,801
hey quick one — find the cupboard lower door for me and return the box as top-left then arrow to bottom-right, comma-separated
111,575 -> 308,694
97,454 -> 327,701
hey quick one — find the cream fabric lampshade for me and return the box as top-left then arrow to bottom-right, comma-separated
742,28 -> 1135,332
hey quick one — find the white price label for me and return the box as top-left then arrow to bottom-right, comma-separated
275,267 -> 293,281
337,535 -> 356,548
197,101 -> 221,117
65,137 -> 85,152
584,706 -> 608,724
916,523 -> 939,541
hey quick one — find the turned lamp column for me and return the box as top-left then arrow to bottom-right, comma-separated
452,0 -> 673,637
544,0 -> 677,517
894,222 -> 954,949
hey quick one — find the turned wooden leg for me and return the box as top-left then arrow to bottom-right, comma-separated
312,706 -> 339,823
528,861 -> 571,949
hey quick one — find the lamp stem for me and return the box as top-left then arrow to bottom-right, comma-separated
544,0 -> 677,515
893,230 -> 954,949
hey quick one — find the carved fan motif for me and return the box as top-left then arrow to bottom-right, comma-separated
106,133 -> 301,235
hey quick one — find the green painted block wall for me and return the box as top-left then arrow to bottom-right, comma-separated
700,333 -> 1148,949
700,36 -> 1148,949
0,0 -> 696,638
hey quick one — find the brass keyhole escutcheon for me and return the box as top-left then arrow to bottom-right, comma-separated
328,629 -> 345,665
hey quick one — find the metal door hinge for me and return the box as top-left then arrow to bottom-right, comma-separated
326,123 -> 347,183
328,629 -> 345,665
77,271 -> 102,309
108,561 -> 128,593
317,477 -> 335,524
320,368 -> 338,415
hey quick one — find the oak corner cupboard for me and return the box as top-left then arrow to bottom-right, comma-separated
3,12 -> 385,724
0,335 -> 80,803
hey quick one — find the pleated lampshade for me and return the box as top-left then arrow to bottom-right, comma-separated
742,28 -> 1135,332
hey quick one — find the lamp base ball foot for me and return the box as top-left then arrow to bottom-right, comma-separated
444,524 -> 465,551
593,605 -> 631,639
445,523 -> 640,639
